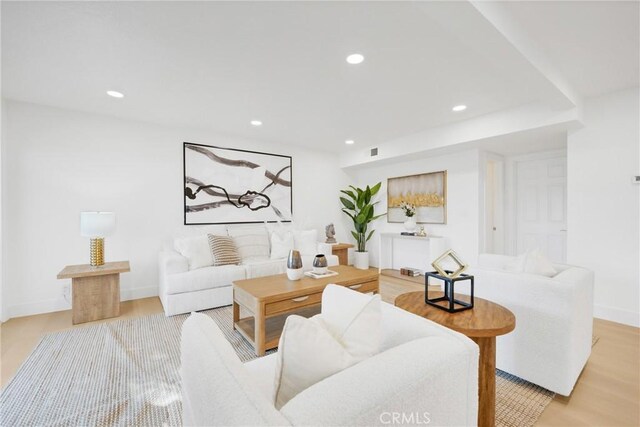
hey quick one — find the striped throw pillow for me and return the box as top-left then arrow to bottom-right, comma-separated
207,234 -> 241,266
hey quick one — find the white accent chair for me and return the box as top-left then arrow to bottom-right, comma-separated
468,253 -> 594,396
181,289 -> 479,426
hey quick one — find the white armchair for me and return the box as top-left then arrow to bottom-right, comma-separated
181,288 -> 479,426
469,254 -> 594,396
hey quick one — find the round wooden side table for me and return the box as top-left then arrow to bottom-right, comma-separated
395,291 -> 516,427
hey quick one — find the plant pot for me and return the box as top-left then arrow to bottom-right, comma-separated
404,217 -> 417,231
353,251 -> 369,270
287,268 -> 304,281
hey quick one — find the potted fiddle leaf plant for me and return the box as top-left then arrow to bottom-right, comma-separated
340,182 -> 385,270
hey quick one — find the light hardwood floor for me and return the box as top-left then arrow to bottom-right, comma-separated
1,276 -> 639,426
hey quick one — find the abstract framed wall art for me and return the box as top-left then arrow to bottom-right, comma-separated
387,170 -> 447,224
183,142 -> 292,225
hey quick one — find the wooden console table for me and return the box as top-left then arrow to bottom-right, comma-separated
57,261 -> 130,324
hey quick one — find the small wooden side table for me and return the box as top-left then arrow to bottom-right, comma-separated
395,291 -> 515,427
331,243 -> 354,265
57,261 -> 130,324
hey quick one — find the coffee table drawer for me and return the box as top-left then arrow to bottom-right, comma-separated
342,280 -> 378,294
265,292 -> 323,316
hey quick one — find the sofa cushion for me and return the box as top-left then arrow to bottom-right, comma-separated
273,315 -> 357,409
319,285 -> 382,360
524,249 -> 557,277
273,287 -> 381,409
174,235 -> 214,270
208,234 -> 242,266
244,353 -> 278,401
245,258 -> 286,279
292,229 -> 318,256
165,264 -> 246,295
228,225 -> 270,261
270,231 -> 294,260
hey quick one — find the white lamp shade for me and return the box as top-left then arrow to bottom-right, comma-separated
80,212 -> 116,237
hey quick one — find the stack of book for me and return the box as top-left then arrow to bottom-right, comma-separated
400,267 -> 422,277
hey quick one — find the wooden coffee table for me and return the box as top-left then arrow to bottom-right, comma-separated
395,291 -> 515,427
233,265 -> 379,356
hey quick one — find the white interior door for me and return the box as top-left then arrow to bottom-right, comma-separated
516,156 -> 567,262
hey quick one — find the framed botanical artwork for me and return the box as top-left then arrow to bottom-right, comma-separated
183,142 -> 292,225
387,170 -> 447,224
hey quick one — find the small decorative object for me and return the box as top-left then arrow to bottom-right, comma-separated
80,212 -> 116,267
400,202 -> 417,231
400,232 -> 417,236
286,250 -> 303,280
431,249 -> 468,279
400,267 -> 422,277
312,254 -> 328,274
387,170 -> 447,224
325,223 -> 337,244
340,182 -> 385,270
304,269 -> 339,279
424,270 -> 474,313
417,226 -> 427,237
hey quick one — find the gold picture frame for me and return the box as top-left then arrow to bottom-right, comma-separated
387,170 -> 447,224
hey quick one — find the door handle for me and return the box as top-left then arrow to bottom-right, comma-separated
560,229 -> 567,232
291,296 -> 309,302
349,284 -> 362,289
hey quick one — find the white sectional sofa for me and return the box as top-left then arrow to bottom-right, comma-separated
159,225 -> 338,316
181,287 -> 479,426
468,253 -> 594,396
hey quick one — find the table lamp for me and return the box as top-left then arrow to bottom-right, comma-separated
80,212 -> 116,266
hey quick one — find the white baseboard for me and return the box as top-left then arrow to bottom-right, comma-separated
6,286 -> 159,320
594,304 -> 640,328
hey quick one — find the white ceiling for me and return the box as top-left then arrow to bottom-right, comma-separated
2,1 -> 638,152
497,0 -> 639,98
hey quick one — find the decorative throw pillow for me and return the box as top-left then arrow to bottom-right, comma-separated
270,231 -> 294,260
292,229 -> 318,257
505,252 -> 528,273
524,249 -> 557,277
207,234 -> 241,266
174,235 -> 214,270
272,287 -> 381,408
273,315 -> 356,409
228,226 -> 270,262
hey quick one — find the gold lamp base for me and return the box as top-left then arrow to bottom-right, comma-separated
90,238 -> 105,266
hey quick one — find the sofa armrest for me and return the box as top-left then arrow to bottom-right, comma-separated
159,250 -> 189,275
280,336 -> 478,426
181,313 -> 290,426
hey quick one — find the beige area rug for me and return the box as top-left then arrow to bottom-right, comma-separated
1,306 -> 587,426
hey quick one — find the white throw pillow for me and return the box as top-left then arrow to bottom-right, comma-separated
292,229 -> 318,257
228,225 -> 270,262
273,287 -> 381,408
524,249 -> 558,277
505,252 -> 528,273
270,231 -> 294,260
174,235 -> 214,270
273,315 -> 356,409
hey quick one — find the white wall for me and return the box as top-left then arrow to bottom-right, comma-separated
2,100 -> 350,320
567,87 -> 640,327
345,149 -> 481,268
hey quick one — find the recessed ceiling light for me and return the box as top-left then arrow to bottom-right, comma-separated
345,140 -> 355,145
106,90 -> 124,98
452,105 -> 467,112
250,120 -> 262,126
346,54 -> 365,65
